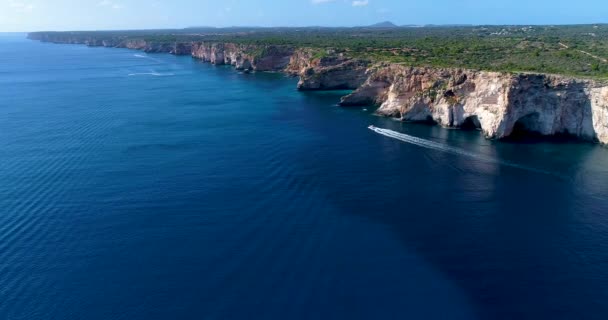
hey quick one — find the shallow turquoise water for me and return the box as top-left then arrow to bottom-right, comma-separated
1,33 -> 608,319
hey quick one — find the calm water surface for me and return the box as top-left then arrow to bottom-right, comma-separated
1,34 -> 608,320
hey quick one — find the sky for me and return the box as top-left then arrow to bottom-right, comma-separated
1,0 -> 607,32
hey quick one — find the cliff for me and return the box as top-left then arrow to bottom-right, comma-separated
285,49 -> 370,90
190,42 -> 294,71
341,65 -> 608,143
26,33 -> 193,55
28,33 -> 367,89
28,32 -> 608,144
190,44 -> 368,87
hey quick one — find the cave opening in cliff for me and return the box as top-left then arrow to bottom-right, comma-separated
510,112 -> 544,139
461,115 -> 482,130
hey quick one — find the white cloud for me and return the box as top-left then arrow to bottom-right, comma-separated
352,0 -> 369,7
8,0 -> 35,13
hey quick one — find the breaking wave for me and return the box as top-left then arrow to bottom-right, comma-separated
370,126 -> 564,178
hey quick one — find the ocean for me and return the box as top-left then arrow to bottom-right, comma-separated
1,33 -> 608,319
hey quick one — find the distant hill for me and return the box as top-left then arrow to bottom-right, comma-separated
367,21 -> 398,28
423,24 -> 474,27
184,26 -> 217,30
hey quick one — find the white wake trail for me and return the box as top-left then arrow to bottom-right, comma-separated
132,53 -> 163,63
128,72 -> 175,77
369,126 -> 564,178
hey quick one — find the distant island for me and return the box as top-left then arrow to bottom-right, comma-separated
28,24 -> 608,144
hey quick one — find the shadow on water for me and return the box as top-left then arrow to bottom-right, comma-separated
291,90 -> 608,320
500,132 -> 595,145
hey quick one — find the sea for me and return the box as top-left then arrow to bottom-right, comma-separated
1,33 -> 608,320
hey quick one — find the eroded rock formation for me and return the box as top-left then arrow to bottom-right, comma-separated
286,49 -> 370,90
191,43 -> 294,71
341,65 -> 608,143
27,32 -> 608,144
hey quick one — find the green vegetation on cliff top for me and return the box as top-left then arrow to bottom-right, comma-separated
30,25 -> 608,78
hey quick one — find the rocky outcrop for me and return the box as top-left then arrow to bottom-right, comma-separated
589,87 -> 608,143
27,32 -> 192,55
287,49 -> 370,90
341,65 -> 608,143
124,40 -> 171,53
29,32 -> 365,88
27,32 -> 608,143
172,42 -> 193,55
191,42 -> 294,71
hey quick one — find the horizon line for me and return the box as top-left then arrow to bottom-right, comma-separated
5,22 -> 607,33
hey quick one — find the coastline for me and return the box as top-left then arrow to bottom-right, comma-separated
27,32 -> 608,145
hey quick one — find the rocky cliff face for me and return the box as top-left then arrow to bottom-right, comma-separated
28,32 -> 608,143
341,65 -> 608,143
27,33 -> 192,55
28,32 -> 373,90
287,49 -> 370,90
172,42 -> 193,55
191,42 -> 294,72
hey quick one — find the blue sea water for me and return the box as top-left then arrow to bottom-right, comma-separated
1,33 -> 608,320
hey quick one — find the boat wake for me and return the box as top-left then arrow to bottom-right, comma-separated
368,125 -> 564,178
128,72 -> 175,77
132,53 -> 164,63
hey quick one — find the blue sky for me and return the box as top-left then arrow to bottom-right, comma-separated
1,0 -> 607,32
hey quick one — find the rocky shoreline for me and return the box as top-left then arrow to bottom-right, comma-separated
27,32 -> 608,144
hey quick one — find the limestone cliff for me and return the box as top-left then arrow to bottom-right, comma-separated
28,32 -> 365,89
341,65 -> 608,143
27,33 -> 192,55
287,49 -> 370,90
27,32 -> 608,143
190,44 -> 367,88
190,42 -> 294,71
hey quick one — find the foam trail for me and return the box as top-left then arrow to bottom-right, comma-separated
128,72 -> 174,77
132,53 -> 164,63
369,126 -> 565,178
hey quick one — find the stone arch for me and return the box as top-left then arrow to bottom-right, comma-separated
510,112 -> 543,138
461,115 -> 481,130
